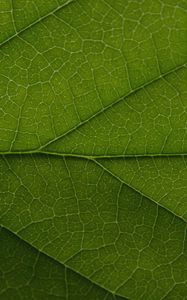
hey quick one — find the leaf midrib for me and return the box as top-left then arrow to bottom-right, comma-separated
1,150 -> 187,158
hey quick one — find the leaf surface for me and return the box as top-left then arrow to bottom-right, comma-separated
0,0 -> 187,152
0,226 -> 124,300
1,155 -> 187,299
98,156 -> 187,221
0,1 -> 187,299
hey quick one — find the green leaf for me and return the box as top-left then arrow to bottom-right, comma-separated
0,1 -> 187,299
99,156 -> 187,221
0,226 -> 124,300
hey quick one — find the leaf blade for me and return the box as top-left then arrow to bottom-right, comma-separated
0,155 -> 187,299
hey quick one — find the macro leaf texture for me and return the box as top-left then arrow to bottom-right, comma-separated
0,0 -> 187,299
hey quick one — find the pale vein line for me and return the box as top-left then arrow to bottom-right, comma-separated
1,150 -> 187,159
